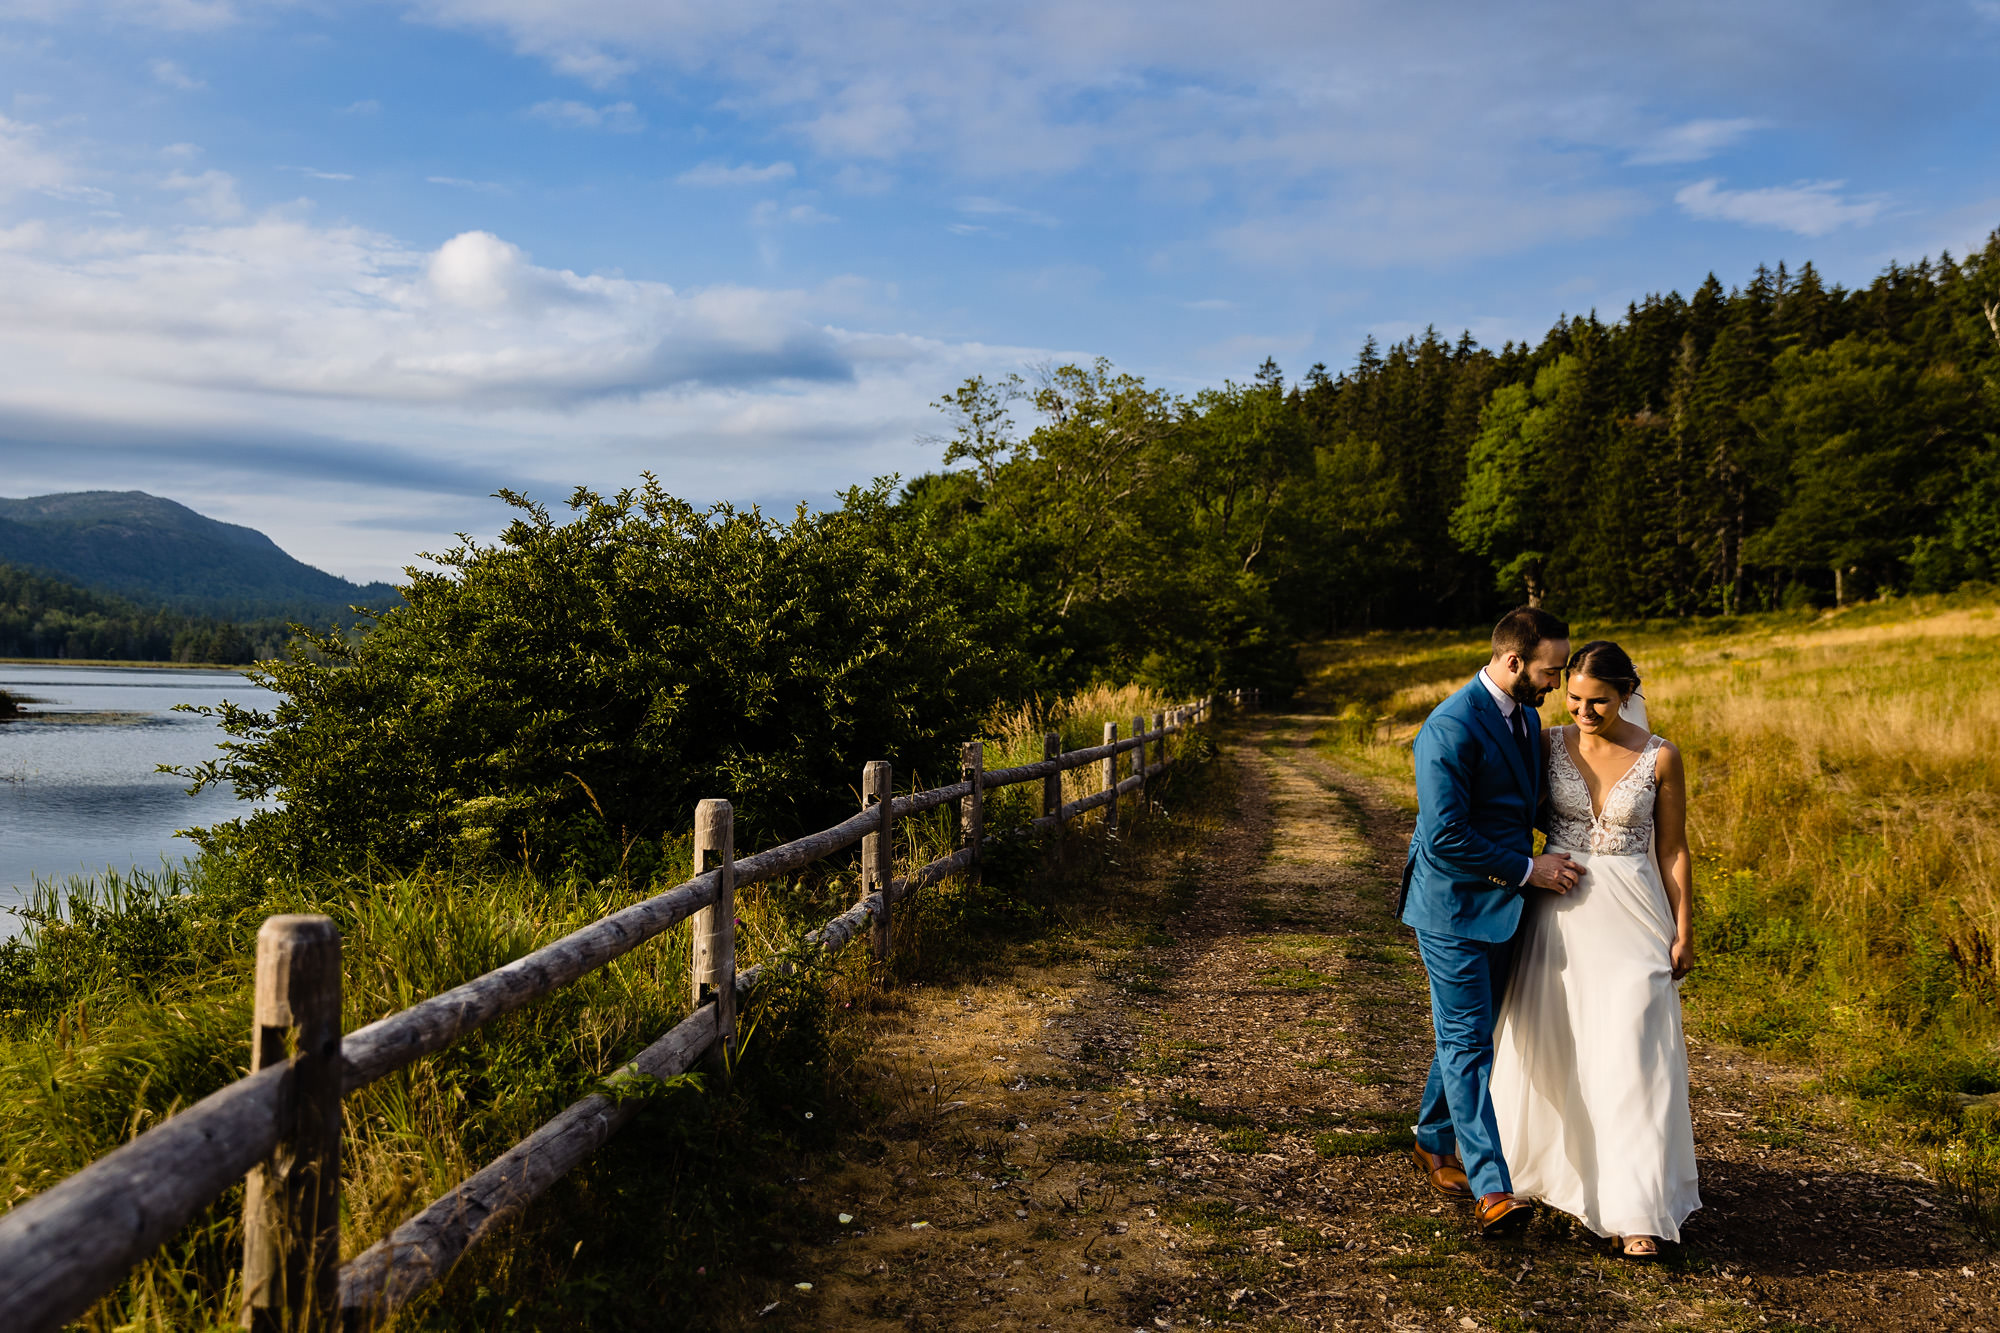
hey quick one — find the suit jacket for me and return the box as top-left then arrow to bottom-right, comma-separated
1399,672 -> 1542,942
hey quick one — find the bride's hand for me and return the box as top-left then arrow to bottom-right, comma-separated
1671,937 -> 1694,980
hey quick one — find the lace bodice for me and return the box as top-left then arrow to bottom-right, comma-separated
1546,728 -> 1662,856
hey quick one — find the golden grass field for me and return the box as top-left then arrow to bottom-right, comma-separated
1297,594 -> 2000,1216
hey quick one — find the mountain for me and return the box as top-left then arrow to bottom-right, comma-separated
0,491 -> 399,621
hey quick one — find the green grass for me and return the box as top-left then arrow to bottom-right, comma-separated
0,855 -> 844,1331
1256,965 -> 1332,991
1054,1130 -> 1147,1164
1312,1129 -> 1406,1158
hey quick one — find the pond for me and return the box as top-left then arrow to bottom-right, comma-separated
0,663 -> 279,922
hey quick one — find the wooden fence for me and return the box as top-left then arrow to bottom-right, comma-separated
0,688 -> 1260,1331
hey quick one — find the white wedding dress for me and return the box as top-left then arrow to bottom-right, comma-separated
1492,724 -> 1701,1240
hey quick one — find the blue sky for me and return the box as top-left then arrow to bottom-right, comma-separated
1,0 -> 1997,581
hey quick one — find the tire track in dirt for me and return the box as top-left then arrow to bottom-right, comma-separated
758,714 -> 2000,1332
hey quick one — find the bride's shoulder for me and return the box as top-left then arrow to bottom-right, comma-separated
1648,734 -> 1683,777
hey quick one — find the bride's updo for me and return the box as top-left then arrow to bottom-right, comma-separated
1567,640 -> 1640,696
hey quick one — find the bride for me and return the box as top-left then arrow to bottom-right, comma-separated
1491,639 -> 1701,1259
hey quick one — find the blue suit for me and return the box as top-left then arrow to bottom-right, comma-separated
1400,672 -> 1541,1198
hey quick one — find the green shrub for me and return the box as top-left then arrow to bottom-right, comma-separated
174,480 -> 1026,877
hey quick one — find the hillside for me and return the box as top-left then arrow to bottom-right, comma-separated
0,491 -> 398,621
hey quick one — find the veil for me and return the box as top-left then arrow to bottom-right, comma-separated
1620,689 -> 1649,731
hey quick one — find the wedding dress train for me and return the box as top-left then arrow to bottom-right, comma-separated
1491,727 -> 1701,1240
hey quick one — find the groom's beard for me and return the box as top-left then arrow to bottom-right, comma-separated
1510,677 -> 1549,708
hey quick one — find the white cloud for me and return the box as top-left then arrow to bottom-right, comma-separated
832,164 -> 894,195
1625,117 -> 1766,165
0,217 -> 880,409
400,1 -> 1988,266
338,99 -> 381,116
0,206 -> 1051,576
0,115 -> 75,199
286,166 -> 354,182
750,200 -> 837,227
956,196 -> 1058,227
40,183 -> 118,205
676,160 -> 797,187
161,168 -> 243,219
525,98 -> 645,132
427,175 -> 507,193
1675,177 -> 1884,236
150,58 -> 206,91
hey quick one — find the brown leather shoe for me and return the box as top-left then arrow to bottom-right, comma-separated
1476,1191 -> 1532,1237
1412,1143 -> 1472,1200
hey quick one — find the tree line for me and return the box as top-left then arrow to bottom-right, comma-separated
0,562 -> 288,664
180,231 -> 2000,878
899,230 -> 2000,693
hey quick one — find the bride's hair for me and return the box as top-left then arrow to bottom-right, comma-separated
1566,640 -> 1640,695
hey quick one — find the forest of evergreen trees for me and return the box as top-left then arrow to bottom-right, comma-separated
0,563 -> 287,664
900,230 -> 2000,693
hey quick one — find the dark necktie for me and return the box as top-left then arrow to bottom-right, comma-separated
1510,705 -> 1534,775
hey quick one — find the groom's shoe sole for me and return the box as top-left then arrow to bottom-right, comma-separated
1475,1193 -> 1533,1238
1411,1144 -> 1473,1200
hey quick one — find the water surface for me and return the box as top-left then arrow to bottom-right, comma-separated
0,663 -> 278,919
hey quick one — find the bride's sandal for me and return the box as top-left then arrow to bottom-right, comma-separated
1619,1235 -> 1660,1261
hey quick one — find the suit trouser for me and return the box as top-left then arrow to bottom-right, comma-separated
1413,929 -> 1515,1198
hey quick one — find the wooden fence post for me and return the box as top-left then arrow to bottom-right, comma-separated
862,760 -> 894,957
1132,714 -> 1147,812
692,799 -> 736,1066
1042,731 -> 1061,827
961,741 -> 984,885
1102,721 -> 1118,832
1150,709 -> 1165,789
240,915 -> 341,1333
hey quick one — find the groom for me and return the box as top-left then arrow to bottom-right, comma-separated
1400,606 -> 1578,1236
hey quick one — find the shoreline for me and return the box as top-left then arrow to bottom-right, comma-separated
0,658 -> 260,671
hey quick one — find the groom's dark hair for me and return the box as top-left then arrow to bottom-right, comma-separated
1491,605 -> 1570,660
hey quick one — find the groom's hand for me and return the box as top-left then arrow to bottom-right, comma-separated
1528,852 -> 1581,894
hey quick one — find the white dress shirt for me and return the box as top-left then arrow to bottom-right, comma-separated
1479,667 -> 1538,887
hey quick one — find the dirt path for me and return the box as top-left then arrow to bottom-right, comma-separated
761,714 -> 2000,1332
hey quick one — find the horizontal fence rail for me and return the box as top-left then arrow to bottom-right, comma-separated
0,688 -> 1259,1332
